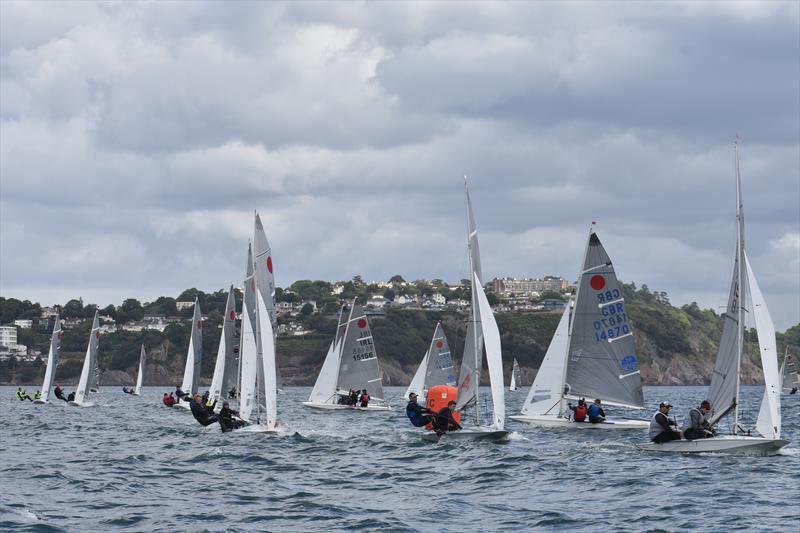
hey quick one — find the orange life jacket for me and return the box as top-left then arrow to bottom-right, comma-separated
574,405 -> 587,422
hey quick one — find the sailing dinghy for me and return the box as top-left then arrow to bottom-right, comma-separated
509,357 -> 521,392
69,311 -> 101,407
33,315 -> 63,404
235,214 -> 281,432
404,322 -> 457,401
303,299 -> 391,411
780,349 -> 799,395
637,141 -> 789,455
208,286 -> 237,408
176,299 -> 203,409
131,345 -> 146,396
423,181 -> 507,442
510,228 -> 648,430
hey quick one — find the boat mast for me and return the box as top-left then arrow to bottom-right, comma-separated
465,178 -> 481,426
733,137 -> 745,434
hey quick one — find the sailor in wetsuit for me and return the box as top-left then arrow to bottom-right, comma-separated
218,401 -> 246,433
67,391 -> 76,402
405,393 -> 434,428
435,401 -> 462,435
189,394 -> 218,426
54,385 -> 67,401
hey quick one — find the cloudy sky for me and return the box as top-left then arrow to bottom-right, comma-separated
1,1 -> 798,329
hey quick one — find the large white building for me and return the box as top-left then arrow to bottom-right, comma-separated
492,276 -> 569,296
0,326 -> 17,347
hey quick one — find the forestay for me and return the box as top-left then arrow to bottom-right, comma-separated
520,303 -> 570,416
336,303 -> 385,401
39,315 -> 63,403
564,232 -> 643,408
209,287 -> 237,405
74,312 -> 101,404
180,299 -> 203,396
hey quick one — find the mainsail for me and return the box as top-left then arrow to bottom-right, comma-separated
780,351 -> 800,394
180,299 -> 203,396
509,357 -> 521,391
74,312 -> 101,404
134,345 -> 146,395
39,315 -> 62,403
308,305 -> 349,404
209,286 -> 237,405
564,231 -> 643,409
253,212 -> 283,390
405,322 -> 456,400
336,302 -> 385,401
456,182 -> 485,411
255,285 -> 278,429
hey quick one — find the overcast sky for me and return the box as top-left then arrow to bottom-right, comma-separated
1,1 -> 798,329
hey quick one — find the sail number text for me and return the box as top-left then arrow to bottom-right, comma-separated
593,301 -> 630,342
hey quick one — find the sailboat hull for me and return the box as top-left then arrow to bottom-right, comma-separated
636,436 -> 790,456
301,402 -> 391,411
421,428 -> 509,443
175,400 -> 191,410
68,400 -> 94,408
32,400 -> 47,405
510,414 -> 649,429
234,424 -> 280,434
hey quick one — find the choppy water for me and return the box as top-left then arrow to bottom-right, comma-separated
1,385 -> 798,532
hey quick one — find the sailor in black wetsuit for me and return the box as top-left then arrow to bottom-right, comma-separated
435,401 -> 462,435
218,401 -> 246,433
54,385 -> 67,401
189,394 -> 218,426
67,392 -> 75,402
405,393 -> 434,428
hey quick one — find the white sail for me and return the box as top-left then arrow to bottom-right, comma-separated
309,339 -> 342,404
405,350 -> 428,400
256,287 -> 278,429
509,358 -> 520,391
746,254 -> 781,439
238,292 -> 259,423
209,286 -> 237,405
520,303 -> 571,416
74,312 -> 100,404
38,315 -> 62,403
253,212 -> 283,390
781,351 -> 800,393
475,272 -> 505,430
180,299 -> 203,395
134,345 -> 146,395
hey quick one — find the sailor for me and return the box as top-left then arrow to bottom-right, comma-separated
162,393 -> 175,406
682,400 -> 714,440
791,387 -> 798,395
435,401 -> 462,434
218,401 -> 246,433
570,398 -> 588,422
359,389 -> 370,408
228,387 -> 237,399
405,393 -> 434,427
189,393 -> 218,427
67,391 -> 76,402
588,399 -> 606,423
649,402 -> 682,443
349,389 -> 358,406
33,390 -> 41,401
54,385 -> 67,401
175,385 -> 187,400
16,387 -> 32,401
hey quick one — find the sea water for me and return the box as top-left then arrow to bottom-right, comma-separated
1,385 -> 798,532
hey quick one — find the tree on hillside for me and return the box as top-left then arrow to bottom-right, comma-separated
486,292 -> 500,306
143,297 -> 178,317
178,288 -> 200,301
389,275 -> 405,284
117,299 -> 144,323
62,299 -> 84,319
383,288 -> 396,301
300,303 -> 314,317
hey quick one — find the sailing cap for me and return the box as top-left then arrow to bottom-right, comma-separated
409,392 -> 417,397
659,401 -> 672,408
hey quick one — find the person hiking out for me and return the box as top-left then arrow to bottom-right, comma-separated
649,402 -> 682,443
588,399 -> 606,423
405,393 -> 434,428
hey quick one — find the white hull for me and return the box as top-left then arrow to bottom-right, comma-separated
130,392 -> 140,396
421,428 -> 509,443
510,414 -> 649,429
68,400 -> 94,408
234,424 -> 280,434
175,400 -> 191,410
301,402 -> 391,411
636,435 -> 790,456
32,399 -> 47,405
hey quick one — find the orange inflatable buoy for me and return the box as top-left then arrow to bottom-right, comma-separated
425,385 -> 461,429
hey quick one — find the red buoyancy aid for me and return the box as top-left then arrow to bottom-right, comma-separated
574,405 -> 587,422
361,394 -> 370,403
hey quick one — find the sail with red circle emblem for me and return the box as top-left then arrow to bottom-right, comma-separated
564,230 -> 643,408
209,286 -> 237,405
405,322 -> 456,400
253,212 -> 284,391
336,301 -> 386,401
